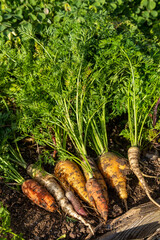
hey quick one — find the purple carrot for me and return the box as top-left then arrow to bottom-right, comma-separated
65,191 -> 88,216
153,97 -> 160,127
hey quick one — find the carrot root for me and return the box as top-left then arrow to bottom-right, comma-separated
27,164 -> 93,233
128,146 -> 160,208
65,190 -> 88,216
98,152 -> 128,203
83,157 -> 109,205
22,179 -> 57,212
86,177 -> 108,221
54,160 -> 94,207
51,172 -> 88,216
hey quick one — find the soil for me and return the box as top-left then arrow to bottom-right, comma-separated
0,123 -> 160,240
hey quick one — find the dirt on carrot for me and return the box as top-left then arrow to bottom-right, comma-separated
98,152 -> 129,209
86,177 -> 108,222
54,160 -> 95,208
128,146 -> 160,208
22,179 -> 57,212
83,157 -> 109,205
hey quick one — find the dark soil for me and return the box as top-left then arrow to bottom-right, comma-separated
0,129 -> 160,240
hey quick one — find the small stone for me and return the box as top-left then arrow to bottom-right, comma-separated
90,220 -> 95,224
70,222 -> 74,228
66,224 -> 71,231
61,228 -> 66,234
80,227 -> 85,233
69,232 -> 76,238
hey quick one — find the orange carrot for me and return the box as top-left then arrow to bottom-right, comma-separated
0,157 -> 57,213
86,177 -> 108,221
83,157 -> 109,204
22,179 -> 57,212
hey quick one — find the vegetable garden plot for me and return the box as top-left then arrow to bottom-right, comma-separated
0,137 -> 160,240
0,1 -> 160,239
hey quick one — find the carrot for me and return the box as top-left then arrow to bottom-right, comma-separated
27,164 -> 94,234
80,159 -> 109,221
51,80 -> 109,221
128,146 -> 160,208
86,177 -> 108,221
98,152 -> 129,210
0,157 -> 57,213
53,154 -> 109,221
54,175 -> 88,216
22,179 -> 57,212
65,190 -> 88,216
54,160 -> 95,208
83,157 -> 109,204
7,146 -> 92,229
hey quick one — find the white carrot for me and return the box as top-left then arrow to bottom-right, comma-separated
128,146 -> 160,208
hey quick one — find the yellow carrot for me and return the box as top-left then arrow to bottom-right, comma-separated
54,160 -> 95,208
98,152 -> 129,210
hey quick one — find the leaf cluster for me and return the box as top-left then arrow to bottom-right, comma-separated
0,202 -> 24,240
0,0 -> 159,166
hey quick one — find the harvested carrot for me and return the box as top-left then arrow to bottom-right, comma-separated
128,146 -> 160,208
65,190 -> 88,216
86,177 -> 108,221
83,157 -> 109,205
98,152 -> 129,210
55,175 -> 88,216
0,157 -> 57,213
53,155 -> 109,221
27,164 -> 94,233
54,160 -> 95,208
22,179 -> 57,212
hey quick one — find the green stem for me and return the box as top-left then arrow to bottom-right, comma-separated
138,98 -> 159,146
121,48 -> 137,146
101,103 -> 108,153
0,157 -> 24,185
20,31 -> 52,60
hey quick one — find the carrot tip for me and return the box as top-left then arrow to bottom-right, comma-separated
123,199 -> 128,211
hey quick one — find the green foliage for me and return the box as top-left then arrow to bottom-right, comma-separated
0,0 -> 159,165
0,156 -> 25,184
0,98 -> 17,152
101,0 -> 160,39
0,0 -> 54,40
117,48 -> 160,147
39,149 -> 56,165
0,202 -> 24,239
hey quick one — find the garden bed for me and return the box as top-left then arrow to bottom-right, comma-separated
0,137 -> 160,240
0,1 -> 160,239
